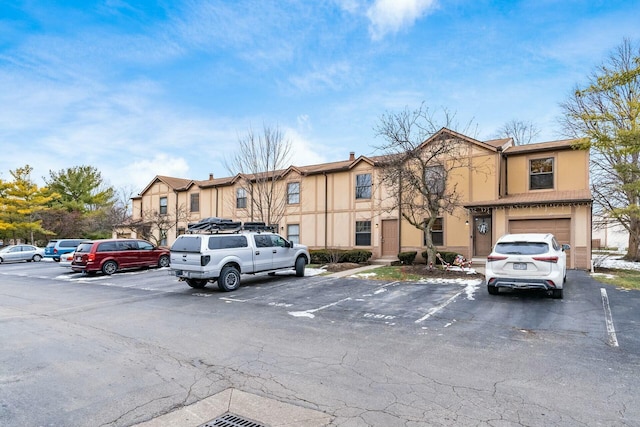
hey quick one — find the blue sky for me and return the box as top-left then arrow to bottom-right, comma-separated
1,0 -> 639,193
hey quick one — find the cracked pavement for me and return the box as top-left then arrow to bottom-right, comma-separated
1,263 -> 639,426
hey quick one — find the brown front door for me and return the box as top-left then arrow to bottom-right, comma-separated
473,214 -> 492,256
381,219 -> 398,257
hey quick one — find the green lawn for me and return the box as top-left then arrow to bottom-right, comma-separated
591,269 -> 640,290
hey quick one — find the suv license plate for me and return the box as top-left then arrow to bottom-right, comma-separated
513,262 -> 527,270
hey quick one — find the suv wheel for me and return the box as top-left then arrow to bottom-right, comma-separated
487,285 -> 499,295
102,260 -> 118,275
551,289 -> 563,299
295,256 -> 305,277
186,279 -> 207,289
217,266 -> 240,292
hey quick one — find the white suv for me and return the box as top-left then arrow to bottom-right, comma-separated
485,233 -> 569,299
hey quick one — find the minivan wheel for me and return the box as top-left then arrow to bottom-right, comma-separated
295,256 -> 305,277
552,289 -> 563,299
158,254 -> 170,268
186,279 -> 207,289
102,260 -> 118,275
217,266 -> 241,292
487,285 -> 499,295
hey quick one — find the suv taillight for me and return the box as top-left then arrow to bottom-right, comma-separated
201,255 -> 210,266
487,255 -> 508,262
532,256 -> 558,263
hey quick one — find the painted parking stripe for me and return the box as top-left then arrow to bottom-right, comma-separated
288,297 -> 353,319
415,291 -> 462,324
600,288 -> 619,347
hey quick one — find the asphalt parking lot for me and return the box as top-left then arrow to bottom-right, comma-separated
1,260 -> 639,426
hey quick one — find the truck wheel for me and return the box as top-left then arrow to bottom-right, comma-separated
295,256 -> 305,277
217,266 -> 240,292
186,279 -> 207,289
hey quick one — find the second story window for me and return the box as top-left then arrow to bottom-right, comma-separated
236,188 -> 247,209
355,173 -> 372,199
425,164 -> 445,196
287,182 -> 300,204
530,158 -> 554,190
159,197 -> 168,215
190,193 -> 200,212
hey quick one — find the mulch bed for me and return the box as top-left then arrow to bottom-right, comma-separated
323,262 -> 481,279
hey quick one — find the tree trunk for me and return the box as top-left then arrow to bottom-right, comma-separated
625,217 -> 640,261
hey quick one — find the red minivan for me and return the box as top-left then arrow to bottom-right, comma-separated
71,239 -> 170,275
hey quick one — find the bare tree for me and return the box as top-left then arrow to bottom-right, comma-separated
559,38 -> 640,261
225,124 -> 292,226
495,119 -> 540,145
374,104 -> 480,266
127,204 -> 191,246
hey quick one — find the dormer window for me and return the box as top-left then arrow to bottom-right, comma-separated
530,158 -> 554,190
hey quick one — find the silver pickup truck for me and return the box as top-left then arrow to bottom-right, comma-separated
169,231 -> 310,291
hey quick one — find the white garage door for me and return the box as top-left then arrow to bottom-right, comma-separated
509,219 -> 571,267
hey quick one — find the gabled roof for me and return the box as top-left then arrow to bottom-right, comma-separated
418,127 -> 501,153
138,175 -> 195,196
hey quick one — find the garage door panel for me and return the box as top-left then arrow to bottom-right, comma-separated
508,219 -> 571,267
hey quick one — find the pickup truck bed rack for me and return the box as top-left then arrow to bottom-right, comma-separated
186,218 -> 276,234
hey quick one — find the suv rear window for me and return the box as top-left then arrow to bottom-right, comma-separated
171,236 -> 202,253
45,241 -> 57,248
60,240 -> 82,247
495,242 -> 548,255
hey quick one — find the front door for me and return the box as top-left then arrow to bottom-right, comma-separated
381,219 -> 398,257
473,214 -> 492,256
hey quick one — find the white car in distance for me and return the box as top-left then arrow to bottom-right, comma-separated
485,233 -> 569,299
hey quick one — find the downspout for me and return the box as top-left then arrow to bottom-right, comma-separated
215,186 -> 219,217
324,172 -> 328,249
173,189 -> 178,243
398,174 -> 402,255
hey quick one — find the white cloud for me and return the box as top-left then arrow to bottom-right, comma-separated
123,154 -> 190,191
366,0 -> 437,40
284,127 -> 328,167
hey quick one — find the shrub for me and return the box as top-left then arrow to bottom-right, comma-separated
397,251 -> 417,265
309,249 -> 372,264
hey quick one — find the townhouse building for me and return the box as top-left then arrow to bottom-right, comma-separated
125,128 -> 593,269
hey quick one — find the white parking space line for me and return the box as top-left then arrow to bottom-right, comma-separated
288,297 -> 353,319
600,288 -> 619,347
415,291 -> 462,324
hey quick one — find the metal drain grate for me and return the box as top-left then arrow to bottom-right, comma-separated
199,412 -> 268,427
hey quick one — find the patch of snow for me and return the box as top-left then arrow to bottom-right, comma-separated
596,256 -> 640,271
352,272 -> 378,278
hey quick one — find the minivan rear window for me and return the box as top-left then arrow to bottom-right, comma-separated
171,236 -> 202,252
495,242 -> 548,255
75,243 -> 93,253
208,235 -> 248,249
